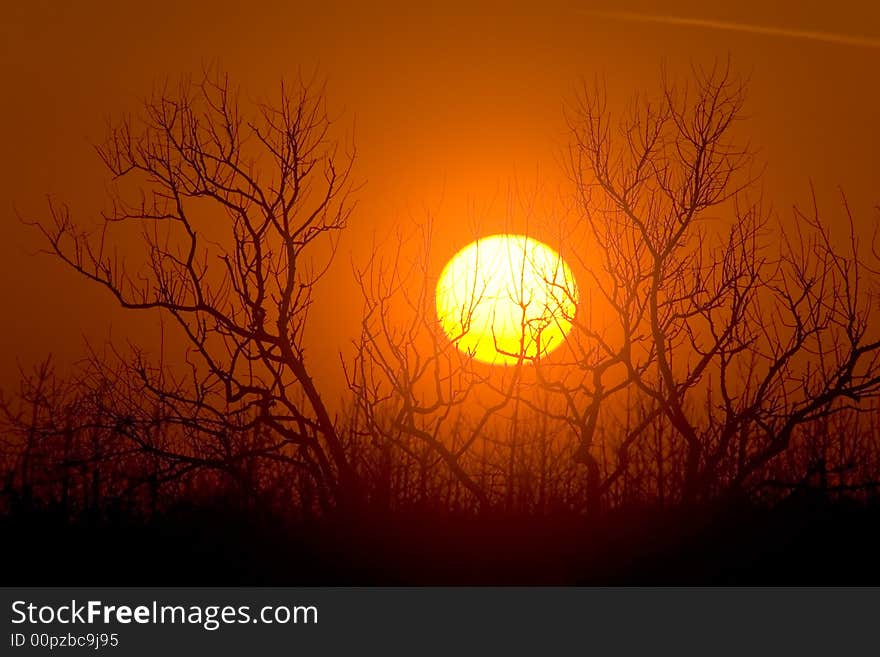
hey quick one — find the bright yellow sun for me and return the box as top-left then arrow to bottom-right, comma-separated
435,234 -> 578,365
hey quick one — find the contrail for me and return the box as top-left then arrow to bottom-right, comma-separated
584,10 -> 880,49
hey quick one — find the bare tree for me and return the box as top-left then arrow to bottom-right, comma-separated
28,67 -> 360,512
557,59 -> 880,509
343,216 -> 596,512
343,222 -> 500,510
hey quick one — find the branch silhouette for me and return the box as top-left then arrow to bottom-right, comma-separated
27,66 -> 360,513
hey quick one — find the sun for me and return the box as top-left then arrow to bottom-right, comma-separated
435,234 -> 578,365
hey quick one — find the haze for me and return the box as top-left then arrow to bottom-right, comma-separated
2,0 -> 879,397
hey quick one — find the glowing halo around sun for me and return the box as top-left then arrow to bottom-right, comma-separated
435,234 -> 578,365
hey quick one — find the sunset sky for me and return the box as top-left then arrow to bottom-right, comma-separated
2,0 -> 878,397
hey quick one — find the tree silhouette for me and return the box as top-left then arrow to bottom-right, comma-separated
29,67 -> 360,513
551,60 -> 880,510
344,222 -> 501,510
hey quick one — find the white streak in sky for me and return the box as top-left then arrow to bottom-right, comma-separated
583,10 -> 880,49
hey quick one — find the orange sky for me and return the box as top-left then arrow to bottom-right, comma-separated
1,0 -> 878,398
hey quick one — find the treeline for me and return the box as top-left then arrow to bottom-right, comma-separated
4,61 -> 880,525
2,355 -> 879,522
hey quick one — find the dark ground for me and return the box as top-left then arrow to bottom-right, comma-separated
3,493 -> 880,585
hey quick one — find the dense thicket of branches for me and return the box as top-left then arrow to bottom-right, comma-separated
2,64 -> 880,522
